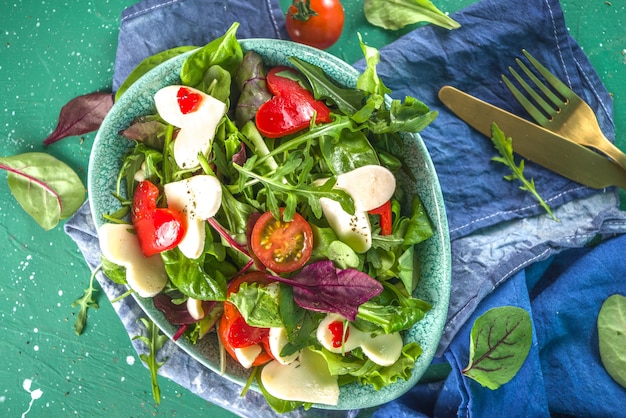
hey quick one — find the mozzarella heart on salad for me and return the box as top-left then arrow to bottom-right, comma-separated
318,165 -> 396,253
99,223 -> 168,297
154,85 -> 227,169
164,175 -> 222,259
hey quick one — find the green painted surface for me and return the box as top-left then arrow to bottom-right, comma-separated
0,0 -> 623,416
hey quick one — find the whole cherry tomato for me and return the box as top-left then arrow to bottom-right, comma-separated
218,272 -> 275,367
285,0 -> 345,50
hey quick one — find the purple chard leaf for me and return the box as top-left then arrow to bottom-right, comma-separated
43,91 -> 114,145
271,260 -> 383,321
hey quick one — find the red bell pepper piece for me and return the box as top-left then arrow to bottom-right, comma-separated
255,66 -> 331,138
369,200 -> 393,236
131,180 -> 186,257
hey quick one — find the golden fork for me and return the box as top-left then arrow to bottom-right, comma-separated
502,49 -> 626,171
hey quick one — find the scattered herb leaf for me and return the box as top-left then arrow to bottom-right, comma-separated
133,318 -> 168,404
463,306 -> 532,390
0,152 -> 86,230
490,123 -> 557,221
43,92 -> 114,145
71,265 -> 100,335
598,294 -> 626,389
363,0 -> 460,31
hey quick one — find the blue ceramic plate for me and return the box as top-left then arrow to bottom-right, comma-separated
89,39 -> 451,410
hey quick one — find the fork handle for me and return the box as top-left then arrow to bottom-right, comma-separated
592,137 -> 626,171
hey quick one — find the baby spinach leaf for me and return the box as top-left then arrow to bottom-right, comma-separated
0,152 -> 85,230
180,22 -> 242,87
115,45 -> 197,101
463,306 -> 532,390
363,0 -> 461,31
598,294 -> 626,389
228,282 -> 283,328
43,91 -> 114,145
161,247 -> 227,301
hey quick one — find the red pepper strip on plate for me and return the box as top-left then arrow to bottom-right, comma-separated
131,180 -> 186,257
255,66 -> 331,138
369,200 -> 393,235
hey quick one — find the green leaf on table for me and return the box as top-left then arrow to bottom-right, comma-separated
463,306 -> 532,390
598,294 -> 626,389
71,265 -> 100,336
43,91 -> 114,145
0,152 -> 86,230
133,317 -> 168,405
363,0 -> 461,31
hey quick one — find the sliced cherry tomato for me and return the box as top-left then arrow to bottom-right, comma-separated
255,67 -> 331,138
131,180 -> 186,257
369,200 -> 393,236
285,0 -> 345,50
250,208 -> 314,273
218,272 -> 274,367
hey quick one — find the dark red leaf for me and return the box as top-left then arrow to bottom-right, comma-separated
270,260 -> 383,321
43,91 -> 114,145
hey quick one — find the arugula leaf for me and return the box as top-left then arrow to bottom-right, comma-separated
490,123 -> 557,221
363,0 -> 461,31
289,56 -> 365,115
71,265 -> 100,336
463,306 -> 532,390
598,294 -> 626,389
0,152 -> 85,230
133,317 -> 168,404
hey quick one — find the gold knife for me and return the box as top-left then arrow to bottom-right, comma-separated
438,85 -> 626,190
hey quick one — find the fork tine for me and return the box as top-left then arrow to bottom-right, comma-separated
508,64 -> 558,116
522,49 -> 574,100
501,73 -> 551,126
515,58 -> 565,109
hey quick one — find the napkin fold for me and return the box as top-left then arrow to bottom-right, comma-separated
65,0 -> 626,416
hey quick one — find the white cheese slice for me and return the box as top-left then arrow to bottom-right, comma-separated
234,344 -> 262,369
99,223 -> 167,298
319,197 -> 372,253
316,314 -> 403,367
268,327 -> 299,365
186,297 -> 205,321
164,175 -> 222,259
154,85 -> 227,170
316,165 -> 396,253
334,165 -> 396,212
261,349 -> 339,405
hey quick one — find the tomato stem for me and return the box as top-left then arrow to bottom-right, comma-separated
288,0 -> 318,21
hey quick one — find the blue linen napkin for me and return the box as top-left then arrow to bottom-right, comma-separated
64,0 -> 626,416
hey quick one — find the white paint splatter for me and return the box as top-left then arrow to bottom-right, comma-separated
126,356 -> 135,365
21,379 -> 43,418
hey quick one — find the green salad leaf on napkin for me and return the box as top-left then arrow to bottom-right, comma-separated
463,306 -> 532,390
364,0 -> 461,31
598,294 -> 626,389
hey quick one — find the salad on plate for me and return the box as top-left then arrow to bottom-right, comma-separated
95,23 -> 443,412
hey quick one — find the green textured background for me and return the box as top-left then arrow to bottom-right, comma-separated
0,0 -> 624,416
